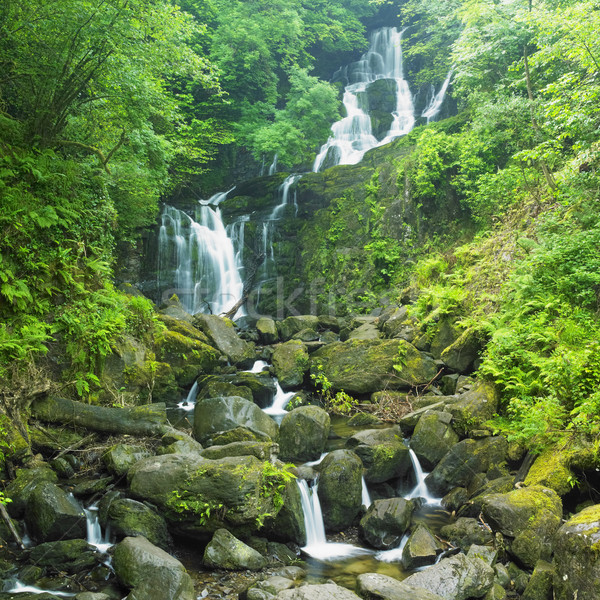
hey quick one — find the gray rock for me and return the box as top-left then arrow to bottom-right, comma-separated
402,524 -> 442,569
446,382 -> 498,434
25,481 -> 87,542
75,593 -> 111,600
317,450 -> 363,532
403,553 -> 495,600
203,528 -> 267,570
440,328 -> 482,373
193,314 -> 255,367
159,428 -> 204,456
359,498 -> 414,549
410,411 -> 459,470
113,536 -> 194,600
279,406 -> 330,462
278,316 -> 320,341
29,539 -> 99,573
193,396 -> 279,445
348,322 -> 381,340
356,573 -> 446,600
521,559 -> 553,600
200,441 -> 279,461
272,340 -> 309,389
257,317 -> 279,344
103,443 -> 152,476
230,372 -> 277,408
439,518 -> 494,551
5,465 -> 58,519
430,319 -> 461,359
276,582 -> 362,600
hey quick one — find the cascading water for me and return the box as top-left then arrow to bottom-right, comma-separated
84,504 -> 112,554
157,202 -> 246,318
361,477 -> 372,508
313,27 -> 415,172
177,379 -> 199,412
263,381 -> 296,419
406,449 -> 440,505
422,69 -> 453,123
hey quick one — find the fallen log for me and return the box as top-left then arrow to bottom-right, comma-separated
31,396 -> 169,437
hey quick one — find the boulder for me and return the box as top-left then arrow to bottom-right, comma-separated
402,524 -> 443,569
193,314 -> 255,367
439,517 -> 494,551
193,396 -> 278,445
278,316 -> 320,341
356,573 -> 445,600
425,436 -> 508,496
403,553 -> 495,600
5,465 -> 58,519
29,539 -> 99,573
410,411 -> 459,470
523,448 -> 576,497
521,559 -> 554,600
292,328 -> 320,342
159,429 -> 204,456
201,441 -> 279,461
310,339 -> 438,394
481,486 -> 562,569
276,583 -> 362,600
104,498 -> 171,550
446,382 -> 498,434
348,322 -> 380,340
203,528 -> 267,570
279,406 -> 330,462
113,536 -> 194,600
378,306 -> 421,343
553,504 -> 600,600
346,427 -> 410,483
257,317 -> 279,344
317,450 -> 363,532
198,379 -> 253,403
440,328 -> 482,373
430,318 -> 461,359
272,341 -> 309,389
103,444 -> 153,476
25,481 -> 87,542
359,498 -> 414,549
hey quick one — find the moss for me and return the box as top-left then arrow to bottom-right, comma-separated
524,449 -> 575,496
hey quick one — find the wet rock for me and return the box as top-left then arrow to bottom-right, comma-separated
113,536 -> 195,600
356,573 -> 445,600
292,328 -> 320,342
467,544 -> 498,567
317,450 -> 363,532
457,476 -> 515,519
278,316 -> 320,341
410,411 -> 459,470
446,381 -> 498,434
204,528 -> 267,570
440,328 -> 482,373
348,322 -> 380,340
441,487 -> 470,513
346,426 -> 410,484
5,465 -> 58,519
359,498 -> 414,549
402,524 -> 443,569
257,317 -> 279,344
247,576 -> 295,600
481,486 -> 562,569
272,341 -> 309,389
553,503 -> 600,600
439,518 -> 494,551
430,319 -> 461,359
279,406 -> 330,462
198,379 -> 253,402
103,443 -> 152,476
403,553 -> 495,600
193,314 -> 255,367
425,436 -> 508,496
310,339 -> 438,395
230,372 -> 277,408
276,582 -> 362,600
159,429 -> 203,456
201,441 -> 279,461
193,396 -> 279,445
521,559 -> 553,600
25,481 -> 86,542
105,498 -> 171,550
29,539 -> 99,573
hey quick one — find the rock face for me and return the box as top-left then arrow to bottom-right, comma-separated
278,406 -> 330,462
113,536 -> 195,600
25,481 -> 87,542
552,504 -> 600,599
481,486 -> 562,569
346,427 -> 410,483
193,396 -> 279,445
317,450 -> 363,532
272,340 -> 309,389
203,528 -> 267,570
403,553 -> 495,600
359,498 -> 414,549
310,339 -> 438,394
193,314 -> 255,367
410,411 -> 458,470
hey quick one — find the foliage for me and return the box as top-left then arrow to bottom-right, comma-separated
311,363 -> 357,415
167,490 -> 223,526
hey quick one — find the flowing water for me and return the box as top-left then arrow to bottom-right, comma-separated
421,69 -> 453,123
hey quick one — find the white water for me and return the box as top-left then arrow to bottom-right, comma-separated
361,476 -> 372,508
84,505 -> 112,554
422,69 -> 453,123
157,202 -> 245,318
406,449 -> 440,505
313,27 -> 415,172
245,360 -> 269,373
263,380 -> 295,418
297,479 -> 371,560
177,380 -> 199,411
375,532 -> 410,563
6,582 -> 75,596
268,154 -> 278,175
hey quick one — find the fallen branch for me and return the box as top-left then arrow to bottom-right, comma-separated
0,503 -> 25,550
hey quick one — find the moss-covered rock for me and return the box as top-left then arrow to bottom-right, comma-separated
200,441 -> 278,461
203,528 -> 267,571
402,524 -> 443,569
523,447 -> 579,497
410,411 -> 459,470
430,318 -> 461,359
279,406 -> 330,462
272,340 -> 309,389
440,327 -> 482,373
229,372 -> 277,408
278,316 -> 320,341
29,539 -> 99,573
446,381 -> 499,434
346,426 -> 411,483
553,503 -> 600,600
317,450 -> 363,532
103,444 -> 153,476
257,317 -> 279,344
439,517 -> 494,551
311,339 -> 438,394
481,486 -> 562,569
359,498 -> 414,549
521,559 -> 554,600
198,379 -> 253,403
356,573 -> 446,600
5,464 -> 58,519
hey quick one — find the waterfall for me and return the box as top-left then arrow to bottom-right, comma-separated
177,379 -> 199,411
84,505 -> 112,554
422,69 -> 453,123
375,532 -> 410,563
245,360 -> 269,374
263,380 -> 295,419
5,582 -> 75,597
361,476 -> 372,508
268,154 -> 278,175
313,27 -> 416,172
406,449 -> 440,505
157,202 -> 246,318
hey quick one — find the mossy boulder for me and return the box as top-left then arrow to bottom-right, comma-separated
229,372 -> 277,408
522,559 -> 554,600
348,322 -> 380,340
359,498 -> 414,549
481,486 -> 562,569
317,450 -> 363,532
193,314 -> 255,367
159,429 -> 204,456
29,539 -> 100,573
430,318 -> 461,359
346,426 -> 411,483
402,523 -> 443,569
5,465 -> 58,519
311,339 -> 438,394
439,517 -> 494,551
425,436 -> 508,496
157,313 -> 211,344
203,528 -> 267,570
193,396 -> 278,445
446,381 -> 499,434
410,411 -> 459,470
278,316 -> 320,341
198,379 -> 253,403
553,503 -> 600,600
200,441 -> 279,461
523,448 -> 579,497
440,328 -> 482,373
103,444 -> 153,476
127,454 -> 305,543
279,406 -> 330,462
356,573 -> 445,600
257,317 -> 279,344
272,340 -> 309,389
113,536 -> 195,600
